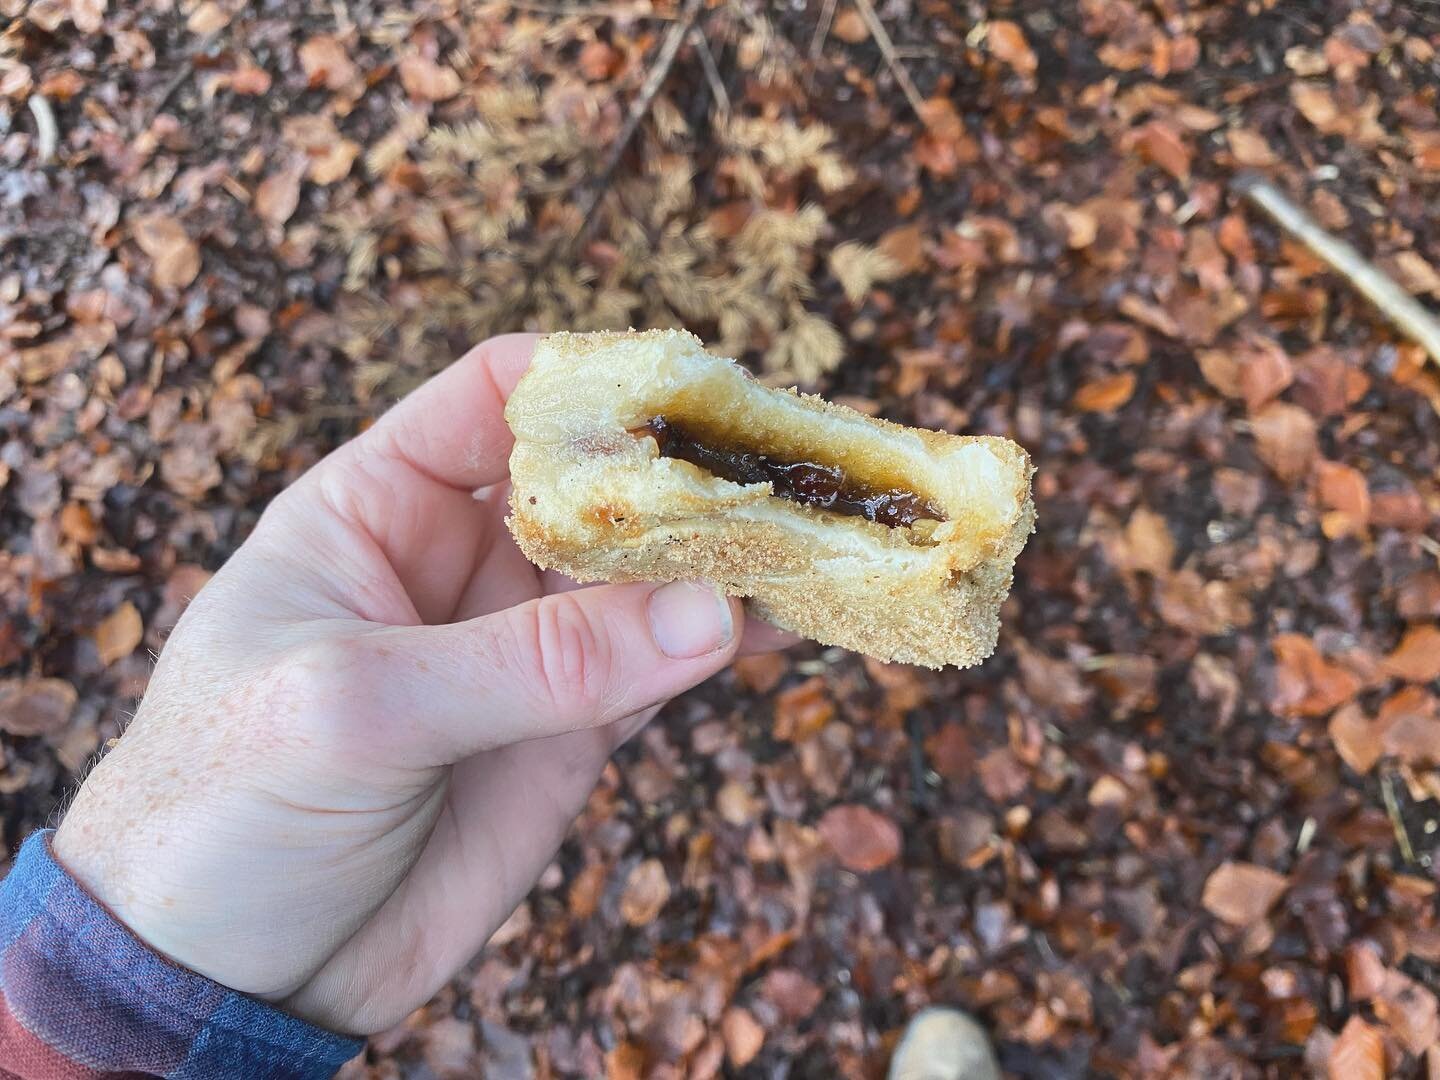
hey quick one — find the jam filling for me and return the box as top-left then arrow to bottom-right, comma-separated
638,416 -> 944,528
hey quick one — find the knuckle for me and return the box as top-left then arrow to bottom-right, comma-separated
524,595 -> 612,721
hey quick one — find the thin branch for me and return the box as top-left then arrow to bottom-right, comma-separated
691,26 -> 731,116
573,0 -> 705,242
851,0 -> 926,120
1233,173 -> 1440,366
810,0 -> 837,59
501,0 -> 675,17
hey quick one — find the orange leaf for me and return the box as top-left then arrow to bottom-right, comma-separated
1271,633 -> 1360,718
818,805 -> 901,872
1383,625 -> 1440,683
1133,120 -> 1192,180
1072,371 -> 1136,412
1251,401 -> 1318,483
399,54 -> 461,101
987,20 -> 1037,76
721,1007 -> 766,1067
1202,861 -> 1288,926
95,601 -> 143,666
1328,1015 -> 1384,1080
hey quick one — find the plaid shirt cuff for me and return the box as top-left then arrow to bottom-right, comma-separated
0,830 -> 363,1079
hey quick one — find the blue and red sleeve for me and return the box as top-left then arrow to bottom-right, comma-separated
0,830 -> 363,1079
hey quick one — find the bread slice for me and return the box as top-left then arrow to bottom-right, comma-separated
504,330 -> 1034,668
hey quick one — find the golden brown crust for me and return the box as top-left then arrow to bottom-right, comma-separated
504,330 -> 1035,668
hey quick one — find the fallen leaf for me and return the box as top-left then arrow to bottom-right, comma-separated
1375,968 -> 1440,1055
619,858 -> 671,926
1251,402 -> 1318,483
818,804 -> 901,872
133,213 -> 201,290
1316,461 -> 1370,538
1228,128 -> 1278,167
1202,861 -> 1288,926
1123,507 -> 1176,575
1271,634 -> 1361,718
773,676 -> 833,742
1395,251 -> 1440,298
721,1007 -> 765,1067
1133,120 -> 1192,180
95,601 -> 143,666
1383,625 -> 1440,683
1329,704 -> 1383,775
1237,340 -> 1294,411
987,20 -> 1037,76
256,162 -> 305,226
399,54 -> 461,101
1328,1015 -> 1384,1080
229,64 -> 272,95
761,969 -> 823,1023
299,35 -> 358,90
1073,371 -> 1136,412
0,677 -> 77,736
308,139 -> 360,185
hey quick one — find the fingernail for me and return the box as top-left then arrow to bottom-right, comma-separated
647,582 -> 734,659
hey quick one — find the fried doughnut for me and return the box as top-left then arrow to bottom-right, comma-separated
504,330 -> 1035,668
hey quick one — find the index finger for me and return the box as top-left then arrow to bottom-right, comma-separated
358,333 -> 541,491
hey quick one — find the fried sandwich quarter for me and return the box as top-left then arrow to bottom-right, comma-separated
505,330 -> 1034,668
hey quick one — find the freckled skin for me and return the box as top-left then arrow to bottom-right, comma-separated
51,336 -> 791,1036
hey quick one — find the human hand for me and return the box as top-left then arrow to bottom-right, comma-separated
53,334 -> 792,1034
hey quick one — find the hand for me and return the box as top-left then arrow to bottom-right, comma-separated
53,335 -> 792,1034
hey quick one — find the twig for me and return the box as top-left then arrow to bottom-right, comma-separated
1233,173 -> 1440,366
691,25 -> 730,115
851,0 -> 926,120
810,0 -> 837,59
502,0 -> 673,16
572,0 -> 705,241
1381,771 -> 1417,866
27,95 -> 57,163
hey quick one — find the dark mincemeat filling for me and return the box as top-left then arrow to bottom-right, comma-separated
638,416 -> 944,528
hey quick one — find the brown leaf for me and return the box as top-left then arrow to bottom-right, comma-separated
298,35 -> 357,90
1133,120 -> 1192,180
133,213 -> 201,290
1375,969 -> 1440,1056
987,20 -> 1037,76
1292,83 -> 1340,132
721,1007 -> 765,1067
1251,402 -> 1318,483
1072,371 -> 1136,412
760,969 -> 823,1023
1123,508 -> 1176,575
308,139 -> 359,185
773,676 -> 833,742
0,677 -> 77,736
1227,128 -> 1279,167
1329,704 -> 1383,775
256,163 -> 304,226
229,64 -> 272,95
1316,461 -> 1371,539
877,223 -> 927,274
1328,1016 -> 1384,1080
399,54 -> 462,101
924,723 -> 974,783
1271,634 -> 1361,718
1383,625 -> 1440,683
1201,861 -> 1288,926
817,804 -> 901,872
95,601 -> 143,666
618,858 -> 671,926
1237,340 -> 1295,411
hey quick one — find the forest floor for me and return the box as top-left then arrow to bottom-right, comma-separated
3,0 -> 1440,1076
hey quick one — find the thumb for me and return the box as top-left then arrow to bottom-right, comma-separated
346,581 -> 741,766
